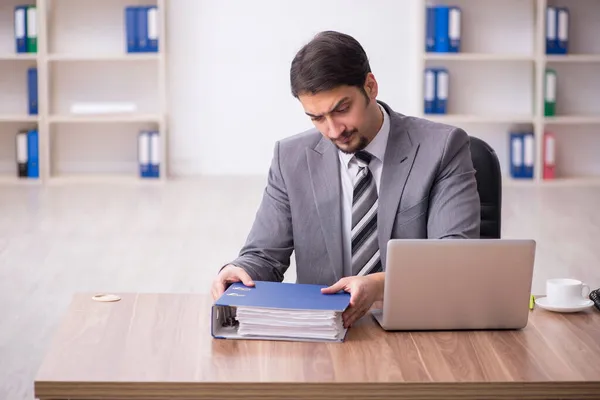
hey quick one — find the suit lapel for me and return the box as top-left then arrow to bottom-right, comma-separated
378,108 -> 419,266
307,138 -> 344,281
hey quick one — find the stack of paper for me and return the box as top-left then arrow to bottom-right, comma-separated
211,281 -> 351,342
236,307 -> 345,341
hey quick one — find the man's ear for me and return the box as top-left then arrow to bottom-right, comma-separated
364,73 -> 378,100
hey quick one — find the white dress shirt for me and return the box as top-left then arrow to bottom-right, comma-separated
338,104 -> 391,277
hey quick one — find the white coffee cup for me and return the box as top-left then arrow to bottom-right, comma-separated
546,278 -> 590,306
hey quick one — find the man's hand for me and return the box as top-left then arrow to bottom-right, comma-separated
211,265 -> 255,300
321,273 -> 385,328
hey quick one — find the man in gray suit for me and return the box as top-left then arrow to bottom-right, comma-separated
211,31 -> 481,327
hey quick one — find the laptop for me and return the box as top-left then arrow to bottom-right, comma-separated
371,239 -> 536,331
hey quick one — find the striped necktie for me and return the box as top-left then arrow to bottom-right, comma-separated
351,151 -> 383,276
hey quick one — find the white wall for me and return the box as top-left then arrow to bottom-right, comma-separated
166,0 -> 421,176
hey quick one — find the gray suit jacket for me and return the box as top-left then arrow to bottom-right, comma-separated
229,101 -> 481,285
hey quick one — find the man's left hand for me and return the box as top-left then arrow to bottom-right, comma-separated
321,273 -> 384,328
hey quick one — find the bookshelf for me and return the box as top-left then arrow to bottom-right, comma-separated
0,0 -> 167,185
419,0 -> 600,185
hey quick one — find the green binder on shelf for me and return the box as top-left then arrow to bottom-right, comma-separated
544,68 -> 556,117
26,5 -> 37,53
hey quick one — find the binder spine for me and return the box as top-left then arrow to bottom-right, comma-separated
510,132 -> 524,178
137,6 -> 149,52
556,7 -> 569,54
544,69 -> 556,117
425,6 -> 436,52
543,131 -> 556,180
26,129 -> 39,178
434,6 -> 449,52
546,6 -> 557,54
147,6 -> 159,52
27,67 -> 38,115
435,68 -> 448,114
448,6 -> 461,53
16,130 -> 28,178
523,132 -> 535,179
125,7 -> 138,53
138,130 -> 151,178
15,6 -> 28,53
424,68 -> 436,114
26,6 -> 37,53
150,130 -> 160,178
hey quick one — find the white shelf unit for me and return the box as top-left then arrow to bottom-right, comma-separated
0,0 -> 168,185
418,0 -> 600,185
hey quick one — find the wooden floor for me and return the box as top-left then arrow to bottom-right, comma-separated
1,177 -> 599,399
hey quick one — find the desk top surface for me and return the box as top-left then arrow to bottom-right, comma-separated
34,292 -> 600,400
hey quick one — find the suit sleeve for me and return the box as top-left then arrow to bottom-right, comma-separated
226,141 -> 294,282
427,127 -> 481,239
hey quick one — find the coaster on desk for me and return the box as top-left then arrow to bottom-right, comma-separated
92,294 -> 121,302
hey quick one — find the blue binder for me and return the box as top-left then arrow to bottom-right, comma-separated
147,6 -> 158,52
434,5 -> 450,52
522,131 -> 535,178
212,281 -> 351,342
149,130 -> 160,178
136,6 -> 149,52
125,6 -> 138,52
434,68 -> 449,114
546,6 -> 557,54
138,130 -> 151,177
448,6 -> 461,52
27,129 -> 39,178
510,131 -> 534,179
509,132 -> 524,178
556,7 -> 569,54
424,68 -> 436,114
425,5 -> 436,52
27,67 -> 38,115
15,6 -> 28,53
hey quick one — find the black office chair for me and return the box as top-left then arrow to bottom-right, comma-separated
469,136 -> 502,239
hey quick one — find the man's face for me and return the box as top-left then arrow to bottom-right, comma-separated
298,77 -> 379,154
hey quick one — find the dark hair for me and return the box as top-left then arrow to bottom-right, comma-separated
290,31 -> 372,98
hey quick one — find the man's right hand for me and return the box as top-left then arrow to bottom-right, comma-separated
211,265 -> 255,300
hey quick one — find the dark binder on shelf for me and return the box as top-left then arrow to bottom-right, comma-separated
15,5 -> 28,53
125,6 -> 138,52
27,67 -> 38,115
212,281 -> 351,343
16,130 -> 28,177
26,129 -> 38,178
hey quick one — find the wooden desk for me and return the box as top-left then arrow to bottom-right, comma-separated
34,293 -> 600,400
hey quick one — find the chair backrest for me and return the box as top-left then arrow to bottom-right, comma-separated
469,136 -> 502,239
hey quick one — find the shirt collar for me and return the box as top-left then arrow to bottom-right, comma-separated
340,103 -> 390,167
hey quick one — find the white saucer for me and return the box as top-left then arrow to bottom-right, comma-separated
535,297 -> 594,313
